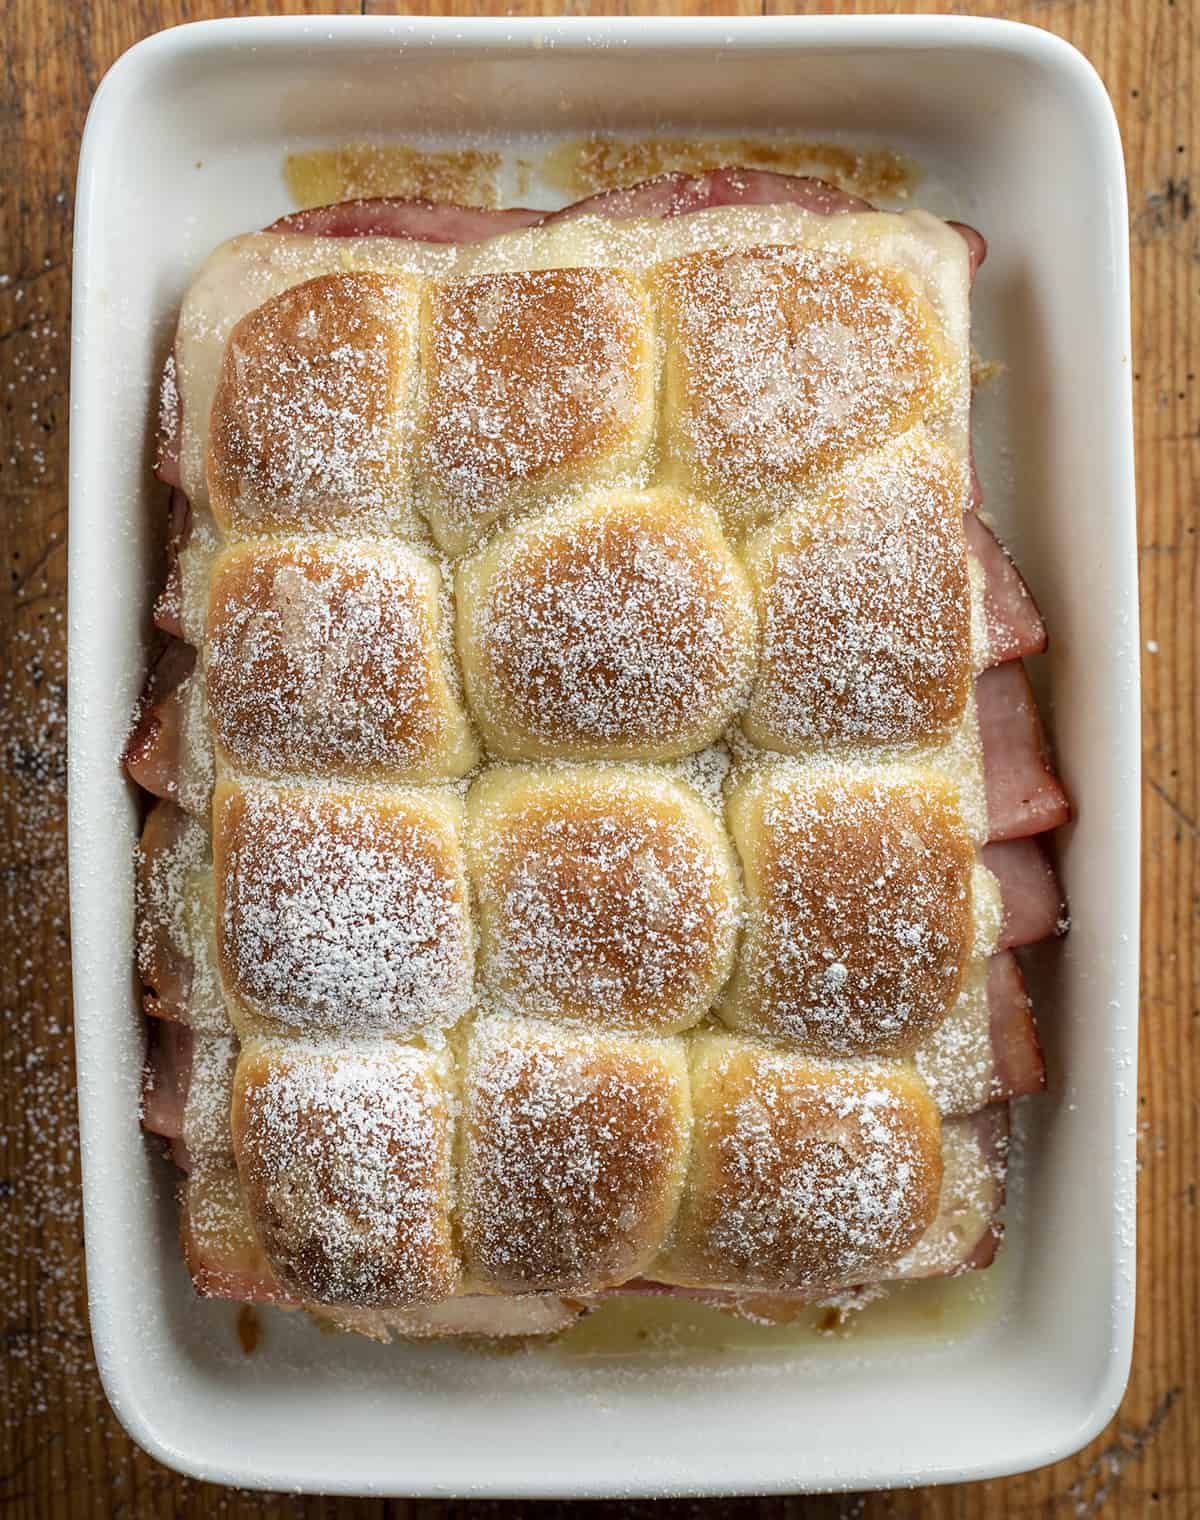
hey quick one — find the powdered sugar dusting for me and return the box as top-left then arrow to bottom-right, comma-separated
158,350 -> 179,447
892,1109 -> 1007,1279
421,267 -> 654,549
217,784 -> 473,1038
184,1032 -> 239,1157
745,441 -> 971,749
461,493 -> 755,759
0,613 -> 93,1411
727,768 -> 974,1054
673,1040 -> 942,1291
658,244 -> 952,528
470,768 -> 739,1033
236,1042 -> 456,1306
462,1017 -> 688,1293
208,270 -> 419,534
206,538 -> 474,780
913,963 -> 994,1117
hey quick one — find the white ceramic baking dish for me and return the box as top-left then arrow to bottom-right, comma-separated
68,14 -> 1138,1497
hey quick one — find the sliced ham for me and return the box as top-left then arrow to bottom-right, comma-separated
965,512 -> 1047,665
123,637 -> 195,801
262,170 -> 987,275
543,168 -> 872,225
986,952 -> 1047,1101
984,836 -> 1067,949
978,661 -> 1070,842
267,197 -> 546,242
152,488 -> 191,639
137,799 -> 197,1018
141,1018 -> 192,1142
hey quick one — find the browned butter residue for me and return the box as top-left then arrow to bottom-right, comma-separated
237,1303 -> 261,1355
285,144 -> 502,210
541,135 -> 919,204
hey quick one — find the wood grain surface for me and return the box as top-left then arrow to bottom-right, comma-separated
0,1 -> 1194,1515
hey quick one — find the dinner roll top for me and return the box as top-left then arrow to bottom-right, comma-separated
459,1016 -> 692,1294
655,1033 -> 943,1292
654,243 -> 956,535
231,1038 -> 459,1308
723,764 -> 976,1055
213,780 -> 474,1040
206,538 -> 478,782
466,765 -> 741,1034
418,267 -> 657,552
454,489 -> 756,762
742,437 -> 973,752
208,271 -> 422,536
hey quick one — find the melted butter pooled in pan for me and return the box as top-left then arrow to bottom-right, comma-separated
285,144 -> 503,210
555,1242 -> 1016,1361
282,136 -> 917,215
541,135 -> 919,204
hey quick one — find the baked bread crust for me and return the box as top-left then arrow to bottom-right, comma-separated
131,189 -> 1033,1324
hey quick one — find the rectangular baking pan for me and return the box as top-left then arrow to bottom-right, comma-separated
68,14 -> 1138,1496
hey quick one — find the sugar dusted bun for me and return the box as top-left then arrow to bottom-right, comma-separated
655,244 -> 954,535
213,780 -> 473,1040
656,1033 -> 943,1292
232,1038 -> 458,1308
208,271 -> 421,536
466,765 -> 741,1034
743,439 -> 972,752
455,489 -> 756,761
206,538 -> 478,782
460,1016 -> 691,1294
723,765 -> 975,1054
418,267 -> 657,552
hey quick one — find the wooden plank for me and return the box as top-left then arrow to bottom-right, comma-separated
0,0 -> 1194,1516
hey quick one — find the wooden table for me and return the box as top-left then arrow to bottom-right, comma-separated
1,1 -> 1194,1515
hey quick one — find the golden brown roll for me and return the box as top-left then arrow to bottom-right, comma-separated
213,780 -> 473,1039
723,766 -> 974,1054
206,538 -> 478,782
455,489 -> 756,762
655,1033 -> 943,1292
417,267 -> 656,553
232,1038 -> 458,1308
655,245 -> 953,534
466,765 -> 741,1033
742,441 -> 972,751
208,270 -> 421,536
459,1016 -> 691,1294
